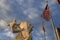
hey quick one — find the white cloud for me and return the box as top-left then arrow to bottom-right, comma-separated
16,0 -> 34,5
28,0 -> 34,3
39,36 -> 49,40
6,31 -> 15,38
36,30 -> 44,37
23,8 -> 39,19
48,0 -> 56,5
34,29 -> 49,40
40,30 -> 44,34
28,0 -> 34,7
4,28 -> 10,32
0,28 -> 16,40
16,0 -> 24,5
0,20 -> 8,32
39,1 -> 46,9
0,20 -> 7,27
39,38 -> 43,40
0,0 -> 14,21
0,0 -> 11,10
28,13 -> 38,19
0,0 -> 16,17
4,28 -> 16,38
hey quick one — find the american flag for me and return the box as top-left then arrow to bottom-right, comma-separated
41,4 -> 51,21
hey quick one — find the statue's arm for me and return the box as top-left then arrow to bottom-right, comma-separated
28,24 -> 33,33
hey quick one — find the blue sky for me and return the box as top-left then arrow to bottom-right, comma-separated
0,0 -> 60,40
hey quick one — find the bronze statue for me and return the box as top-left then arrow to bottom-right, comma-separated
7,19 -> 17,33
7,19 -> 33,40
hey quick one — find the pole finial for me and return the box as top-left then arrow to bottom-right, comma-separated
45,0 -> 48,4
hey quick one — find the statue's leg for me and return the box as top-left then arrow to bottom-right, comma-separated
27,33 -> 32,40
15,32 -> 24,40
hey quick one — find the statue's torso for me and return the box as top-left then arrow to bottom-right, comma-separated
19,22 -> 29,40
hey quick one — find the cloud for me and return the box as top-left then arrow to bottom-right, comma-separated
0,20 -> 7,27
0,20 -> 8,32
48,0 -> 56,5
23,8 -> 39,19
0,28 -> 16,40
6,31 -> 16,38
33,29 -> 49,40
28,13 -> 38,19
16,0 -> 24,5
36,30 -> 44,37
0,20 -> 7,32
0,0 -> 11,10
4,27 -> 10,32
16,0 -> 34,5
39,1 -> 46,9
0,0 -> 14,21
4,28 -> 16,38
28,0 -> 34,2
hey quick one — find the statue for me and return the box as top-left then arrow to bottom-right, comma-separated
7,19 -> 33,40
15,21 -> 33,40
7,19 -> 20,33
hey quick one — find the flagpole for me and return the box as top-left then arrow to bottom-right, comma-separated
42,18 -> 46,40
50,18 -> 58,40
45,0 -> 58,40
44,30 -> 46,40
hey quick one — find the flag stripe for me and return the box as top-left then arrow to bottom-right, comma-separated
57,0 -> 60,4
41,4 -> 51,21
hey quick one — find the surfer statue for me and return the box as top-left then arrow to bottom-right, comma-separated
7,19 -> 33,40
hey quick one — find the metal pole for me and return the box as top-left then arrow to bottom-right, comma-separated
45,0 -> 58,40
42,19 -> 46,40
44,31 -> 46,40
50,18 -> 58,40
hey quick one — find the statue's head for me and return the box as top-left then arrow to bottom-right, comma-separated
7,19 -> 16,26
